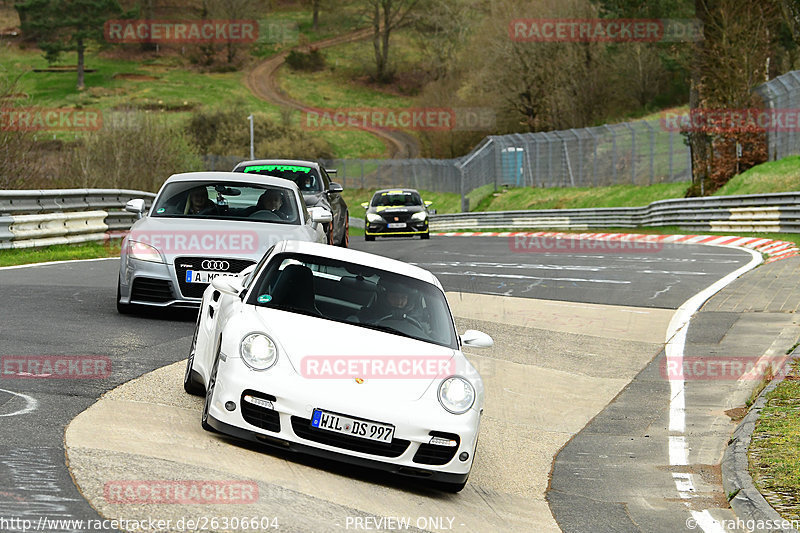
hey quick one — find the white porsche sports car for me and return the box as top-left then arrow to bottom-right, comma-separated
184,240 -> 493,492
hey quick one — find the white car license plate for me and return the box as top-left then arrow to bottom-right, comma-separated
185,270 -> 229,283
311,409 -> 395,443
387,222 -> 406,229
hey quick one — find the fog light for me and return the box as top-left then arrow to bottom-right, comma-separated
243,395 -> 274,410
429,436 -> 458,447
459,452 -> 469,462
225,401 -> 236,411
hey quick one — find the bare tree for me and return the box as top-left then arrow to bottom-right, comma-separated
465,0 -> 610,132
0,74 -> 35,189
360,0 -> 420,82
410,0 -> 483,81
688,0 -> 780,194
210,0 -> 262,64
616,44 -> 670,108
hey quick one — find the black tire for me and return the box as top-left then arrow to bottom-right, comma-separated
201,351 -> 220,433
421,231 -> 430,240
338,212 -> 350,247
116,278 -> 133,315
183,311 -> 205,396
365,234 -> 375,242
326,224 -> 335,245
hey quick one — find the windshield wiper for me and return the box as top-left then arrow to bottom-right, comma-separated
354,321 -> 419,341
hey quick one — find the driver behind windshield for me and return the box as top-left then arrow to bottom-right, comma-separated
358,277 -> 425,328
185,186 -> 217,215
243,189 -> 289,219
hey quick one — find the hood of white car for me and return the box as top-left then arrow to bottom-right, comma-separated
253,306 -> 458,401
128,216 -> 314,261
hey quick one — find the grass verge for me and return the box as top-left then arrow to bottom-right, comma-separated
0,240 -> 121,267
749,359 -> 800,521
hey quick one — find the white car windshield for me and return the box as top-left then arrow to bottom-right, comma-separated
371,191 -> 422,207
237,163 -> 323,193
248,253 -> 458,348
150,181 -> 301,225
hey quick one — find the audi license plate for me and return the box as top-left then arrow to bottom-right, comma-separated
311,409 -> 395,443
185,270 -> 229,283
387,222 -> 406,229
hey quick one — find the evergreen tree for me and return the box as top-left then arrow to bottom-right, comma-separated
15,0 -> 123,89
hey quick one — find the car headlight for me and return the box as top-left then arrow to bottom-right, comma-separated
240,333 -> 278,370
366,213 -> 383,223
411,211 -> 427,222
127,240 -> 164,263
438,376 -> 475,414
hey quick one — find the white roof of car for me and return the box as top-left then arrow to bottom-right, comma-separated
165,171 -> 300,191
278,240 -> 442,289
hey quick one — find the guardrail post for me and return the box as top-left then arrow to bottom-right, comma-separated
0,216 -> 13,246
644,121 -> 655,185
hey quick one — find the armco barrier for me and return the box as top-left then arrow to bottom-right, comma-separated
0,189 -> 155,249
0,188 -> 798,249
429,191 -> 800,233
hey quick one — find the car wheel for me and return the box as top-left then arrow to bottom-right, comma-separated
326,223 -> 334,245
116,277 -> 133,315
201,350 -> 220,433
338,213 -> 350,248
183,311 -> 205,396
365,234 -> 375,242
421,231 -> 430,240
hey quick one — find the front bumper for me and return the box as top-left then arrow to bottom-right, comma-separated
118,256 -> 254,309
207,356 -> 479,483
207,415 -> 468,484
365,219 -> 429,237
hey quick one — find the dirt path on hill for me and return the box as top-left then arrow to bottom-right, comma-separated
245,28 -> 421,159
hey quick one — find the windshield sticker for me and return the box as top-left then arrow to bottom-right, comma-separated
156,208 -> 165,213
257,294 -> 272,303
245,165 -> 311,174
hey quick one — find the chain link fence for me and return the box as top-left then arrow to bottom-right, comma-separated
755,70 -> 800,162
202,72 -> 800,203
317,121 -> 693,195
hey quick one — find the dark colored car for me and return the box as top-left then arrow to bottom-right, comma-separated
232,159 -> 349,247
362,188 -> 434,241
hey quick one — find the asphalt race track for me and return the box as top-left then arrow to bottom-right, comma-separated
0,236 -> 778,533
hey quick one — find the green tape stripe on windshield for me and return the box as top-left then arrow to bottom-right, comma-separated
244,165 -> 312,173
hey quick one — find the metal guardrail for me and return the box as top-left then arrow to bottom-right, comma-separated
430,192 -> 800,233
0,189 -> 156,250
0,189 -> 798,249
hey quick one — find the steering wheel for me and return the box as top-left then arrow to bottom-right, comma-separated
375,312 -> 424,332
249,209 -> 282,221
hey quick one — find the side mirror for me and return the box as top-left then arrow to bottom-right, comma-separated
360,202 -> 369,209
429,208 -> 437,215
328,181 -> 344,194
125,199 -> 146,219
211,275 -> 244,296
309,206 -> 333,224
460,330 -> 493,348
239,264 -> 256,280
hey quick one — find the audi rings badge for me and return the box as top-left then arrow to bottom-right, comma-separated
201,260 -> 230,271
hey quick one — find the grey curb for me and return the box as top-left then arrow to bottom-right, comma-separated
721,351 -> 800,533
